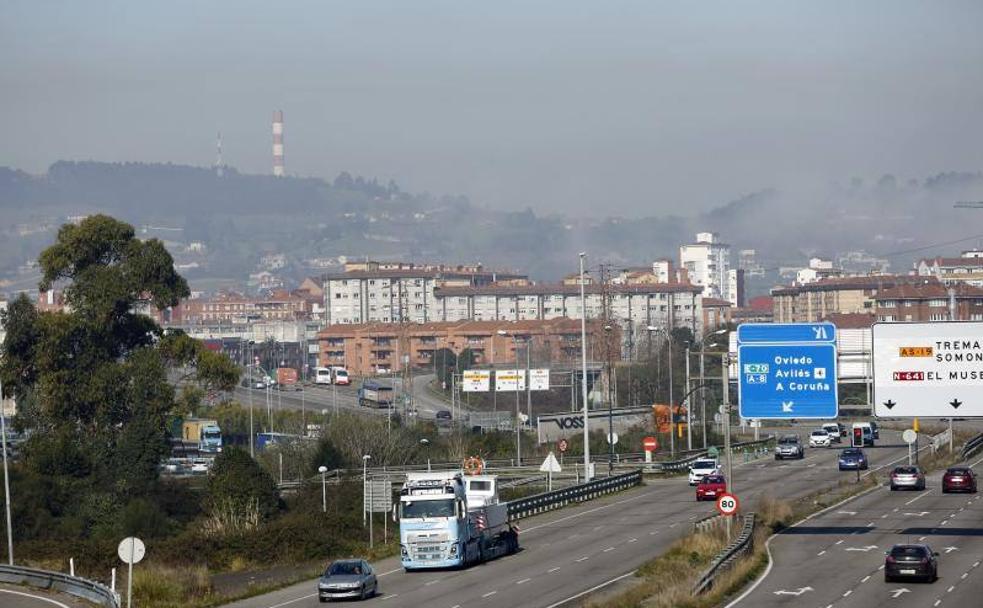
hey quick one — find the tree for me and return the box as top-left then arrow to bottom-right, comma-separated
206,447 -> 280,533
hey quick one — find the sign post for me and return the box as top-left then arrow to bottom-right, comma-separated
903,429 -> 917,465
557,438 -> 568,465
117,537 -> 145,608
737,323 -> 838,420
540,452 -> 562,491
642,436 -> 658,463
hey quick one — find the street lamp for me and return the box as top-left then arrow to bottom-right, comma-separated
603,324 -> 615,474
686,328 -> 728,450
497,329 -> 523,466
362,454 -> 372,527
647,325 -> 674,458
420,438 -> 431,472
579,253 -> 591,481
0,379 -> 13,565
318,465 -> 328,513
248,340 -> 256,458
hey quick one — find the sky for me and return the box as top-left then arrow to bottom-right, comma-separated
2,1 -> 982,216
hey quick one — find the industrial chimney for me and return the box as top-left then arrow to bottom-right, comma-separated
272,110 -> 284,177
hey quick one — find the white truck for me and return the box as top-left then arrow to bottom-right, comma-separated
397,471 -> 519,570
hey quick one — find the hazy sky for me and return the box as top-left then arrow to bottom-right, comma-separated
2,1 -> 982,216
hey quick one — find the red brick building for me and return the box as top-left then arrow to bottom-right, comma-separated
874,283 -> 983,322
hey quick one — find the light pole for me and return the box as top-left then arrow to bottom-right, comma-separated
420,438 -> 431,471
362,454 -> 372,527
686,328 -> 727,450
497,329 -> 523,466
318,465 -> 328,513
0,380 -> 13,565
721,353 -> 734,495
647,325 -> 674,458
248,340 -> 256,458
604,324 -> 615,474
579,252 -> 591,481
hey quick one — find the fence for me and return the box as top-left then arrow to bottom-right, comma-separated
507,470 -> 642,520
0,564 -> 120,607
962,433 -> 983,459
692,512 -> 756,595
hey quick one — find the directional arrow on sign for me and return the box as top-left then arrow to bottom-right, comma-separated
889,588 -> 911,599
773,587 -> 813,596
950,399 -> 962,410
944,546 -> 959,554
845,545 -> 879,552
883,399 -> 896,410
782,401 -> 794,413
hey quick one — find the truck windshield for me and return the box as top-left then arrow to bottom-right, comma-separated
203,430 -> 221,439
401,499 -> 455,519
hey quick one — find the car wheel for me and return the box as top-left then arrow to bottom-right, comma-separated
890,485 -> 897,491
885,574 -> 893,583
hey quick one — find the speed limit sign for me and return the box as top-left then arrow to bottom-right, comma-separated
557,439 -> 569,453
716,493 -> 739,516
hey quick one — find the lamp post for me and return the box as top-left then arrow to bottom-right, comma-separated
647,325 -> 674,458
318,465 -> 328,513
0,379 -> 13,565
420,438 -> 431,472
248,340 -> 256,457
497,329 -> 523,466
579,252 -> 591,481
604,324 -> 615,474
686,328 -> 728,450
362,454 -> 372,527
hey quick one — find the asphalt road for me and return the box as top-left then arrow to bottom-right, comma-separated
729,450 -> 983,608
0,584 -> 89,607
220,429 -> 912,608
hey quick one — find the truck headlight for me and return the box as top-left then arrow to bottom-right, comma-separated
449,543 -> 458,555
400,544 -> 408,557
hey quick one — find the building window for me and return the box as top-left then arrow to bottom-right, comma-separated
930,313 -> 947,321
880,300 -> 896,308
928,299 -> 947,307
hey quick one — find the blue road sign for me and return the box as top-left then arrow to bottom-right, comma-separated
737,323 -> 838,420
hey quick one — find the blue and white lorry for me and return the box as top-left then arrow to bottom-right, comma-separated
397,471 -> 518,570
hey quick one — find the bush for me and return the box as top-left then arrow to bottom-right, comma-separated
206,447 -> 281,533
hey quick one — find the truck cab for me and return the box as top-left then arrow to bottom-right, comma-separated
199,424 -> 223,453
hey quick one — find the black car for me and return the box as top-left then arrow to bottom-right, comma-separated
317,559 -> 378,602
885,544 -> 939,583
435,410 -> 453,424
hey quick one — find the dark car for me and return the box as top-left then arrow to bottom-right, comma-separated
317,560 -> 378,602
869,420 -> 880,439
435,410 -> 452,426
890,466 -> 926,491
838,448 -> 868,471
884,544 -> 938,583
942,467 -> 978,493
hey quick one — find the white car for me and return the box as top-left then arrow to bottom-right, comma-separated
809,430 -> 832,448
688,458 -> 720,486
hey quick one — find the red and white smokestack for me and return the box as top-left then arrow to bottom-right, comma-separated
272,110 -> 285,177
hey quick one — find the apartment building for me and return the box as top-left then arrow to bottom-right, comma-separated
874,282 -> 983,322
915,251 -> 983,287
317,318 -> 619,377
680,232 -> 731,301
322,262 -> 526,325
771,275 -> 928,323
165,290 -> 313,325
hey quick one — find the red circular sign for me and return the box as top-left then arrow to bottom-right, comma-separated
716,493 -> 739,516
557,439 -> 569,453
643,436 -> 658,451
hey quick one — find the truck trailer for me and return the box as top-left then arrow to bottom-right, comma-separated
182,418 -> 223,454
358,380 -> 394,408
397,471 -> 518,570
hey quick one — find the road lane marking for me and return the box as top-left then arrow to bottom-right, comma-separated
843,590 -> 852,597
381,594 -> 399,601
548,567 -> 561,573
628,538 -> 638,543
576,556 -> 590,562
974,561 -> 981,568
835,540 -> 844,545
948,585 -> 955,593
0,589 -> 72,608
517,578 -> 531,585
817,550 -> 826,556
520,487 -> 663,534
603,547 -> 615,552
935,600 -> 941,607
482,590 -> 497,598
268,594 -> 317,607
920,536 -> 927,541
544,571 -> 638,608
906,492 -> 930,505
861,575 -> 870,583
962,573 -> 968,579
425,579 -> 440,586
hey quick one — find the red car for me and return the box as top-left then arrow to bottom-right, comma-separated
942,467 -> 978,493
696,475 -> 727,501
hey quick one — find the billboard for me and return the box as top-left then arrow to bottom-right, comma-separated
530,369 -> 550,391
495,369 -> 526,392
461,370 -> 491,392
536,407 -> 653,443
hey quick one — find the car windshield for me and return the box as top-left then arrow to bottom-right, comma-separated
895,467 -> 918,474
842,449 -> 861,456
400,499 -> 456,519
702,475 -> 724,484
326,562 -> 363,576
890,546 -> 928,558
811,431 -> 827,437
779,437 -> 798,444
693,460 -> 717,469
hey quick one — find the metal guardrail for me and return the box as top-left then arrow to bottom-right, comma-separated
0,564 -> 120,607
962,433 -> 983,459
693,512 -> 756,595
506,470 -> 642,521
693,512 -> 725,534
654,436 -> 776,472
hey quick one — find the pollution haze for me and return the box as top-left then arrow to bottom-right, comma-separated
2,1 -> 982,217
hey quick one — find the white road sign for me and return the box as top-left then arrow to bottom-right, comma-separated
364,480 -> 392,512
539,452 -> 562,473
902,429 -> 917,444
873,322 -> 983,418
117,537 -> 146,565
529,369 -> 551,391
495,369 -> 526,392
461,370 -> 491,392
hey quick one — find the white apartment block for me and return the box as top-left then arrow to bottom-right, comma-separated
680,232 -> 732,301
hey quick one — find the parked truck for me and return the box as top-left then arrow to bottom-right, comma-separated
358,380 -> 394,408
182,418 -> 223,454
397,471 -> 519,570
276,367 -> 299,390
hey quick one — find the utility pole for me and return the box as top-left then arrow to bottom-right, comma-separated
579,253 -> 591,481
722,353 -> 733,496
685,345 -> 692,451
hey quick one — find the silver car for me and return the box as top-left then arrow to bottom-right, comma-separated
317,560 -> 378,602
890,466 -> 926,491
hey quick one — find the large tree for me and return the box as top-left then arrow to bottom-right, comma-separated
1,214 -> 239,498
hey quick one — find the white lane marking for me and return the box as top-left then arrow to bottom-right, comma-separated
934,601 -> 941,607
482,590 -> 497,598
881,514 -> 889,519
879,565 -> 885,570
548,567 -> 561,573
920,536 -> 927,541
670,522 -> 678,528
381,594 -> 399,601
649,531 -> 658,535
941,520 -> 949,526
948,585 -> 955,593
575,556 -> 590,562
517,578 -> 531,585
0,589 -> 72,608
603,547 -> 615,552
843,589 -> 852,597
906,492 -> 930,505
861,575 -> 870,583
835,540 -> 844,545
866,521 -> 875,527
425,579 -> 440,586
974,561 -> 981,568
817,550 -> 826,556
628,538 -> 638,543
593,526 -> 603,531
962,573 -> 969,579
267,594 -> 318,607
544,571 -> 638,608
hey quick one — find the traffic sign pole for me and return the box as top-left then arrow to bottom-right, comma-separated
722,353 -> 733,497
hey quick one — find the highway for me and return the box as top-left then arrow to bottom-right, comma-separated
729,451 -> 983,608
220,429 -> 913,608
0,584 -> 87,608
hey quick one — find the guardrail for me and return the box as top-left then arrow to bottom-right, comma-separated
962,432 -> 983,459
693,512 -> 726,534
654,436 -> 776,472
506,470 -> 642,521
0,564 -> 120,607
692,512 -> 756,595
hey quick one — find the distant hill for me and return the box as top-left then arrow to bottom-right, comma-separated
2,161 -> 982,295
